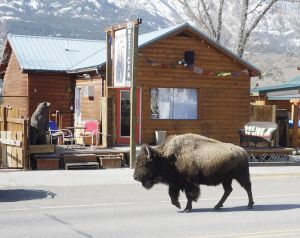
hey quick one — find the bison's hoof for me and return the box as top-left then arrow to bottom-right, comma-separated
214,204 -> 223,210
172,200 -> 181,209
183,208 -> 192,213
247,202 -> 254,209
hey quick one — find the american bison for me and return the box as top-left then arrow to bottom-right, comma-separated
133,134 -> 254,212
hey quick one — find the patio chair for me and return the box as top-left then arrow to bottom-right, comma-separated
79,120 -> 101,146
48,120 -> 74,145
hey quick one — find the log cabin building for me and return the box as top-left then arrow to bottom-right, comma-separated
0,23 -> 261,146
0,34 -> 105,128
251,75 -> 300,146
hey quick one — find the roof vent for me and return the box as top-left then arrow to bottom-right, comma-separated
177,32 -> 191,38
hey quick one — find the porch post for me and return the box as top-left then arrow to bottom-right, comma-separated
290,99 -> 300,148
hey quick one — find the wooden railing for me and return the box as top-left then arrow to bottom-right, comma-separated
0,106 -> 29,169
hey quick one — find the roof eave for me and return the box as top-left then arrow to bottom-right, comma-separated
22,69 -> 68,74
67,63 -> 105,74
253,85 -> 300,94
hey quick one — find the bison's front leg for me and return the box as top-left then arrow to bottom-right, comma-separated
184,183 -> 200,213
169,186 -> 181,209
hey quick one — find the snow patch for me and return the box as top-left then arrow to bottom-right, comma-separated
28,0 -> 39,10
88,0 -> 101,9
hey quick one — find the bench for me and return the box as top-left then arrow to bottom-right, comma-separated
239,121 -> 278,147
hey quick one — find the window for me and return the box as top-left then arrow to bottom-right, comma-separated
151,88 -> 198,119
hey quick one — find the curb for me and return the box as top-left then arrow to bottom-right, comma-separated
250,162 -> 300,167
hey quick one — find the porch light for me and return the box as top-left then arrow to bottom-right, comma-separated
83,73 -> 91,79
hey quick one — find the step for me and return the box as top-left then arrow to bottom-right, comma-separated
63,154 -> 98,164
65,162 -> 99,170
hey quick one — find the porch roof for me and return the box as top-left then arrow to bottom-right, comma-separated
252,75 -> 300,94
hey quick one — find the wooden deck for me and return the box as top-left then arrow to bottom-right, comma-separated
28,144 -> 298,170
244,147 -> 295,162
54,145 -> 138,168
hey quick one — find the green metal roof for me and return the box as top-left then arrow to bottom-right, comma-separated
6,34 -> 106,72
252,75 -> 300,93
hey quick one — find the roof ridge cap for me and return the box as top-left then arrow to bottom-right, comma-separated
8,33 -> 104,43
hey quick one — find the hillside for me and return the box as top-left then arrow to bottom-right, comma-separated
0,0 -> 299,85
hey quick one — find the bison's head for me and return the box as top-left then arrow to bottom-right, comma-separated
133,145 -> 160,189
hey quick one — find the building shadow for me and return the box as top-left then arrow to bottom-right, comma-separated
0,189 -> 56,202
180,204 -> 300,213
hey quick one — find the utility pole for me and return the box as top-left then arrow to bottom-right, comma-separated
129,20 -> 141,169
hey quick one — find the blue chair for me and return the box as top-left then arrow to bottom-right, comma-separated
48,121 -> 73,145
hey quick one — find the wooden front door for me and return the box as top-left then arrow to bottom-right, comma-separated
116,88 -> 141,144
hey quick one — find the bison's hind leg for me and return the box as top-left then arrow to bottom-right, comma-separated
169,186 -> 181,209
236,176 -> 254,209
214,179 -> 233,210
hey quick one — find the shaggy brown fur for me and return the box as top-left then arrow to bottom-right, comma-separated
133,133 -> 254,212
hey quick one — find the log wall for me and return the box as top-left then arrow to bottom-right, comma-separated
28,73 -> 74,128
75,73 -> 102,122
2,52 -> 29,118
136,30 -> 250,144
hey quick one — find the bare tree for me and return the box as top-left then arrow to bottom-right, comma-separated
176,0 -> 298,58
237,0 -> 281,57
177,0 -> 225,42
0,20 -> 8,56
0,20 -> 7,46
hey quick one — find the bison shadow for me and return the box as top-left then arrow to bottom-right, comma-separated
0,189 -> 56,202
183,204 -> 300,213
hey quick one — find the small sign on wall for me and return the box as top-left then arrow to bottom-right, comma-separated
83,86 -> 94,97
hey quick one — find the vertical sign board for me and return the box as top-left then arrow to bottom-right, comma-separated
113,22 -> 135,88
126,22 -> 133,87
107,19 -> 141,168
113,28 -> 127,87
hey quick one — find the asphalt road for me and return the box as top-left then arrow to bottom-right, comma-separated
0,168 -> 300,238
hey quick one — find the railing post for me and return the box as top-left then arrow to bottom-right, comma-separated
3,106 -> 7,131
22,119 -> 29,170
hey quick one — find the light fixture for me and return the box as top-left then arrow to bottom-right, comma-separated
83,73 -> 91,79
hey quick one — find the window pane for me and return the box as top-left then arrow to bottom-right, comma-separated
151,88 -> 198,120
120,91 -> 130,136
157,88 -> 173,119
173,88 -> 197,119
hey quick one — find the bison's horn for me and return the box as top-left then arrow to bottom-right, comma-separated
146,146 -> 151,159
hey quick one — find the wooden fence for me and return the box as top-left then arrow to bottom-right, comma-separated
0,106 -> 29,169
250,104 -> 276,122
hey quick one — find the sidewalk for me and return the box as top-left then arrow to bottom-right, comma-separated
0,166 -> 299,187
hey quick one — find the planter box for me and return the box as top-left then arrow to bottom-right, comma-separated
36,158 -> 60,170
29,145 -> 55,154
99,155 -> 122,169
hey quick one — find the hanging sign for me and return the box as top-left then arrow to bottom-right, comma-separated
113,28 -> 127,87
113,21 -> 135,87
